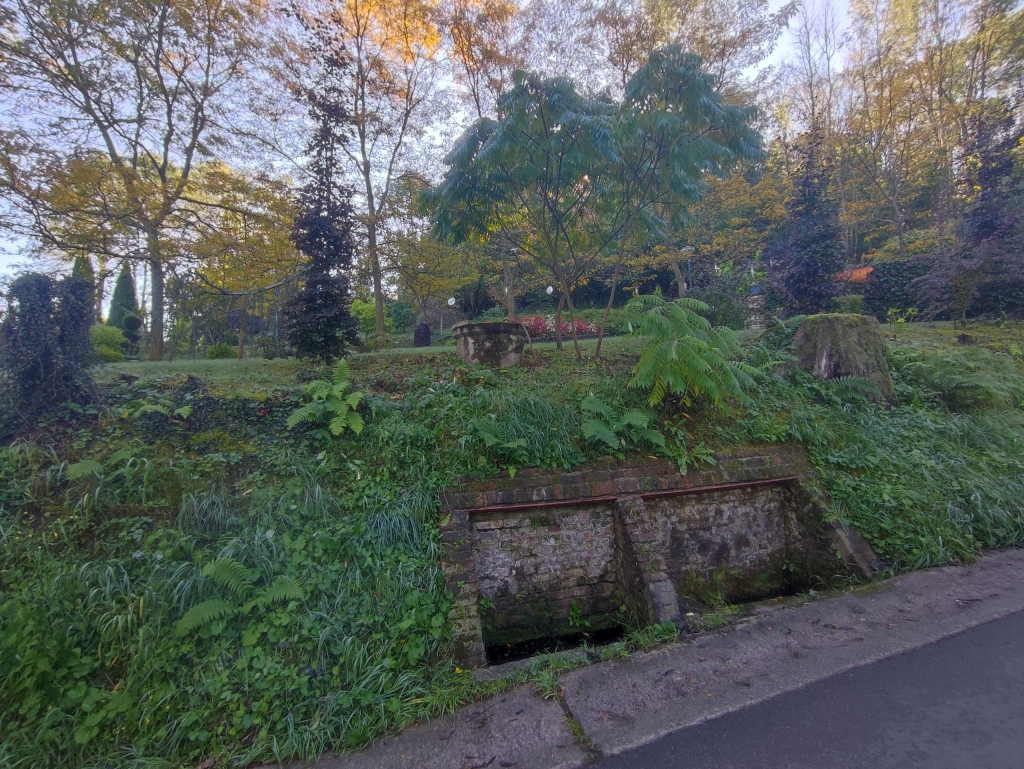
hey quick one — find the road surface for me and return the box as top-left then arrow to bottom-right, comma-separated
594,610 -> 1024,769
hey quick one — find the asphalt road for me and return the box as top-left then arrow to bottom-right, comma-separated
593,609 -> 1024,769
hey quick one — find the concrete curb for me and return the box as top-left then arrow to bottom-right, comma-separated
304,548 -> 1024,769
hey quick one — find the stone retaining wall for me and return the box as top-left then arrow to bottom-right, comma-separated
440,447 -> 871,668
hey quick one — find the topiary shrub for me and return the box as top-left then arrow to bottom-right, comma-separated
121,314 -> 144,356
0,273 -> 94,432
206,343 -> 236,360
90,324 -> 126,363
413,322 -> 432,348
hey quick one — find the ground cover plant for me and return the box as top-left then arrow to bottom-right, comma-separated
1,319 -> 1023,768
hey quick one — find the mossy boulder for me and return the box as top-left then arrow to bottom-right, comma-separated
792,313 -> 895,401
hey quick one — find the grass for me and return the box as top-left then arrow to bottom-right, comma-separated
2,318 -> 1023,768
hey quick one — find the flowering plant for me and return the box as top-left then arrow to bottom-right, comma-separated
517,315 -> 598,336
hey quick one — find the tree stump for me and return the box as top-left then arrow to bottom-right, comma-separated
791,313 -> 895,401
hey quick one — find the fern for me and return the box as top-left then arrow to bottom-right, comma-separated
175,599 -> 238,636
625,295 -> 755,408
243,576 -> 305,613
287,357 -> 366,437
827,376 -> 883,402
580,396 -> 666,452
201,558 -> 253,596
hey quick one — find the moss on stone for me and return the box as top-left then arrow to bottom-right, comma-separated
791,313 -> 895,401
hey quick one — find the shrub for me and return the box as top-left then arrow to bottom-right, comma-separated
0,273 -> 94,432
351,299 -> 395,335
413,322 -> 432,347
837,294 -> 865,314
388,301 -> 414,332
474,307 -> 507,322
864,258 -> 929,320
516,314 -> 598,337
206,343 -> 236,360
573,307 -> 631,335
287,358 -> 365,439
90,324 -> 126,363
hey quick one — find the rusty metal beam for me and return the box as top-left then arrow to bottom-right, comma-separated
460,476 -> 799,517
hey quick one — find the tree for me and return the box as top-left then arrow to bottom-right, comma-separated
0,0 -> 267,360
594,0 -> 797,92
770,135 -> 844,314
0,273 -> 93,432
298,0 -> 444,345
427,70 -> 618,359
107,264 -> 140,330
446,0 -> 526,119
283,34 -> 359,362
593,45 -> 761,359
71,256 -> 98,320
177,163 -> 305,358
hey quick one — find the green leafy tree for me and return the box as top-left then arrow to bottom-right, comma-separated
594,45 -> 761,359
769,136 -> 843,314
0,0 -> 267,360
625,294 -> 754,407
283,35 -> 359,362
427,70 -> 618,358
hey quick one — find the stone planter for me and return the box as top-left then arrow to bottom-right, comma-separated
452,321 -> 527,367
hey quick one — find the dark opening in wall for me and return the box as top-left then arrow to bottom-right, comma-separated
486,625 -> 626,665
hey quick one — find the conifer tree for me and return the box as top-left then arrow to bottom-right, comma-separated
771,136 -> 843,314
283,45 -> 358,362
107,263 -> 139,329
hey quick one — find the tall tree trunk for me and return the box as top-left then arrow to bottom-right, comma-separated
362,160 -> 387,348
147,232 -> 164,360
554,295 -> 564,350
96,255 -> 107,322
367,219 -> 387,347
595,223 -> 632,362
503,251 -> 517,320
237,293 -> 248,361
668,256 -> 686,298
894,194 -> 907,259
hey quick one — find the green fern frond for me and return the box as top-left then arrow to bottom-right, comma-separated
347,411 -> 365,434
581,395 -> 614,419
304,380 -> 332,400
286,403 -> 319,429
618,409 -> 653,428
201,558 -> 253,596
332,358 -> 352,388
175,599 -> 238,636
583,418 -> 620,449
828,376 -> 883,401
243,576 -> 305,613
639,429 -> 667,447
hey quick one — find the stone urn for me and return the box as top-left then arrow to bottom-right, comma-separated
452,321 -> 527,367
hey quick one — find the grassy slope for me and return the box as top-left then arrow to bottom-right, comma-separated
2,322 -> 1024,768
